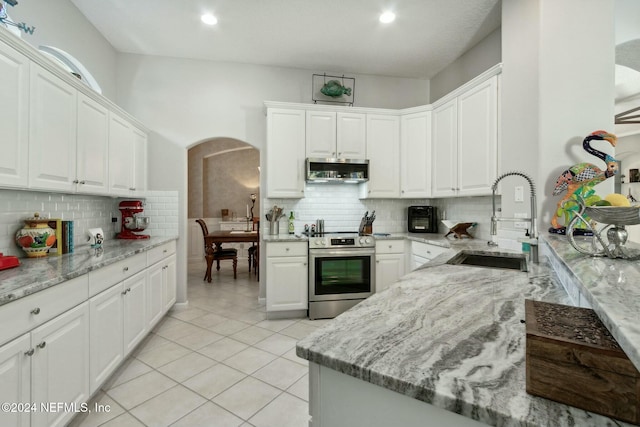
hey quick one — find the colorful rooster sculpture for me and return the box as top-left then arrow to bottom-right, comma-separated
550,130 -> 618,231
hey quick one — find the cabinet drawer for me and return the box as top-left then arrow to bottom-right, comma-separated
0,275 -> 88,347
266,241 -> 307,257
375,239 -> 405,254
89,253 -> 146,296
147,240 -> 176,266
411,241 -> 448,259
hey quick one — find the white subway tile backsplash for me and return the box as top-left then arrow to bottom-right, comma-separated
0,188 -> 178,258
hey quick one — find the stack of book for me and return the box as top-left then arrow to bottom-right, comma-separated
47,220 -> 74,255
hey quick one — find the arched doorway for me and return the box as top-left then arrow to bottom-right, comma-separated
187,137 -> 260,268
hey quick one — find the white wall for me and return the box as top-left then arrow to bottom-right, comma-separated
116,54 -> 430,150
499,0 -> 615,239
9,0 -> 118,100
429,28 -> 502,103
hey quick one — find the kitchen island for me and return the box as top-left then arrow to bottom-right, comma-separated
297,236 -> 639,427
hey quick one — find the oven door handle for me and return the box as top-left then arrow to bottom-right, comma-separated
310,249 -> 375,257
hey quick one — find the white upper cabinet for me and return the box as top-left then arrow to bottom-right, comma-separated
267,108 -> 306,198
76,93 -> 109,194
336,112 -> 366,158
0,41 -> 29,188
431,99 -> 458,197
362,114 -> 400,198
457,76 -> 498,196
0,31 -> 148,197
132,126 -> 148,194
400,111 -> 432,198
28,63 -> 78,192
306,111 -> 337,158
109,112 -> 135,196
431,75 -> 498,197
306,111 -> 366,159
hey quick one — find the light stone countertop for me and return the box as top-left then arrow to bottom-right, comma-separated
297,235 -> 637,427
262,234 -> 309,243
0,236 -> 178,307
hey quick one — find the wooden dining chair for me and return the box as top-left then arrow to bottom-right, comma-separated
196,219 -> 237,282
247,217 -> 259,274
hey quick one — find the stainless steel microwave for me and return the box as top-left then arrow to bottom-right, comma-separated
408,206 -> 438,233
306,158 -> 369,183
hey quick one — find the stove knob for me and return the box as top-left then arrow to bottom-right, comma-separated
359,238 -> 365,245
365,237 -> 372,244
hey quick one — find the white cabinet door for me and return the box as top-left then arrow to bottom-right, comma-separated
400,111 -> 431,198
0,41 -> 29,188
457,76 -> 498,196
375,254 -> 405,293
132,127 -> 147,194
31,303 -> 89,427
124,271 -> 147,355
163,255 -> 177,312
364,114 -> 400,198
431,99 -> 458,197
28,63 -> 77,192
306,111 -> 336,158
336,112 -> 366,158
147,262 -> 164,329
266,256 -> 308,311
0,334 -> 30,427
266,108 -> 306,198
89,285 -> 123,394
76,93 -> 109,194
109,112 -> 134,196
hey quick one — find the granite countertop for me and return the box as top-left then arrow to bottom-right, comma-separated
262,234 -> 308,243
544,234 -> 640,373
0,236 -> 178,306
297,237 -> 637,427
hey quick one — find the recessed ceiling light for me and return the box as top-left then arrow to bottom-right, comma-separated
201,13 -> 218,25
379,11 -> 396,24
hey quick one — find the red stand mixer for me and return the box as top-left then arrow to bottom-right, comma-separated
117,200 -> 150,239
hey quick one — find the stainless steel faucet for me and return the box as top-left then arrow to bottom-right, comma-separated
488,171 -> 539,263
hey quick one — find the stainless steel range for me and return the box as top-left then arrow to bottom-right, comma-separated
308,232 -> 375,320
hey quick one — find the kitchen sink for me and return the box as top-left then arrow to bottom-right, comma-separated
446,251 -> 527,272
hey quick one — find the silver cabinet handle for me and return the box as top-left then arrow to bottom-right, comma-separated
121,289 -> 128,295
126,287 -> 131,293
286,248 -> 290,251
163,249 -> 168,253
31,307 -> 40,315
37,341 -> 46,349
123,267 -> 129,272
79,180 -> 86,184
25,348 -> 35,356
73,179 -> 79,184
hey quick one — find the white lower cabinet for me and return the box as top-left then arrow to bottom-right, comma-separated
163,255 -> 177,312
410,241 -> 448,270
146,243 -> 177,328
0,334 -> 30,427
0,303 -> 90,427
375,240 -> 406,293
266,242 -> 308,311
89,270 -> 147,394
0,240 -> 177,427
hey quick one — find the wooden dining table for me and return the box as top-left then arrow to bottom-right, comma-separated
204,230 -> 259,282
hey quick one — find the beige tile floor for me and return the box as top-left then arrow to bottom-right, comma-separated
70,261 -> 329,427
